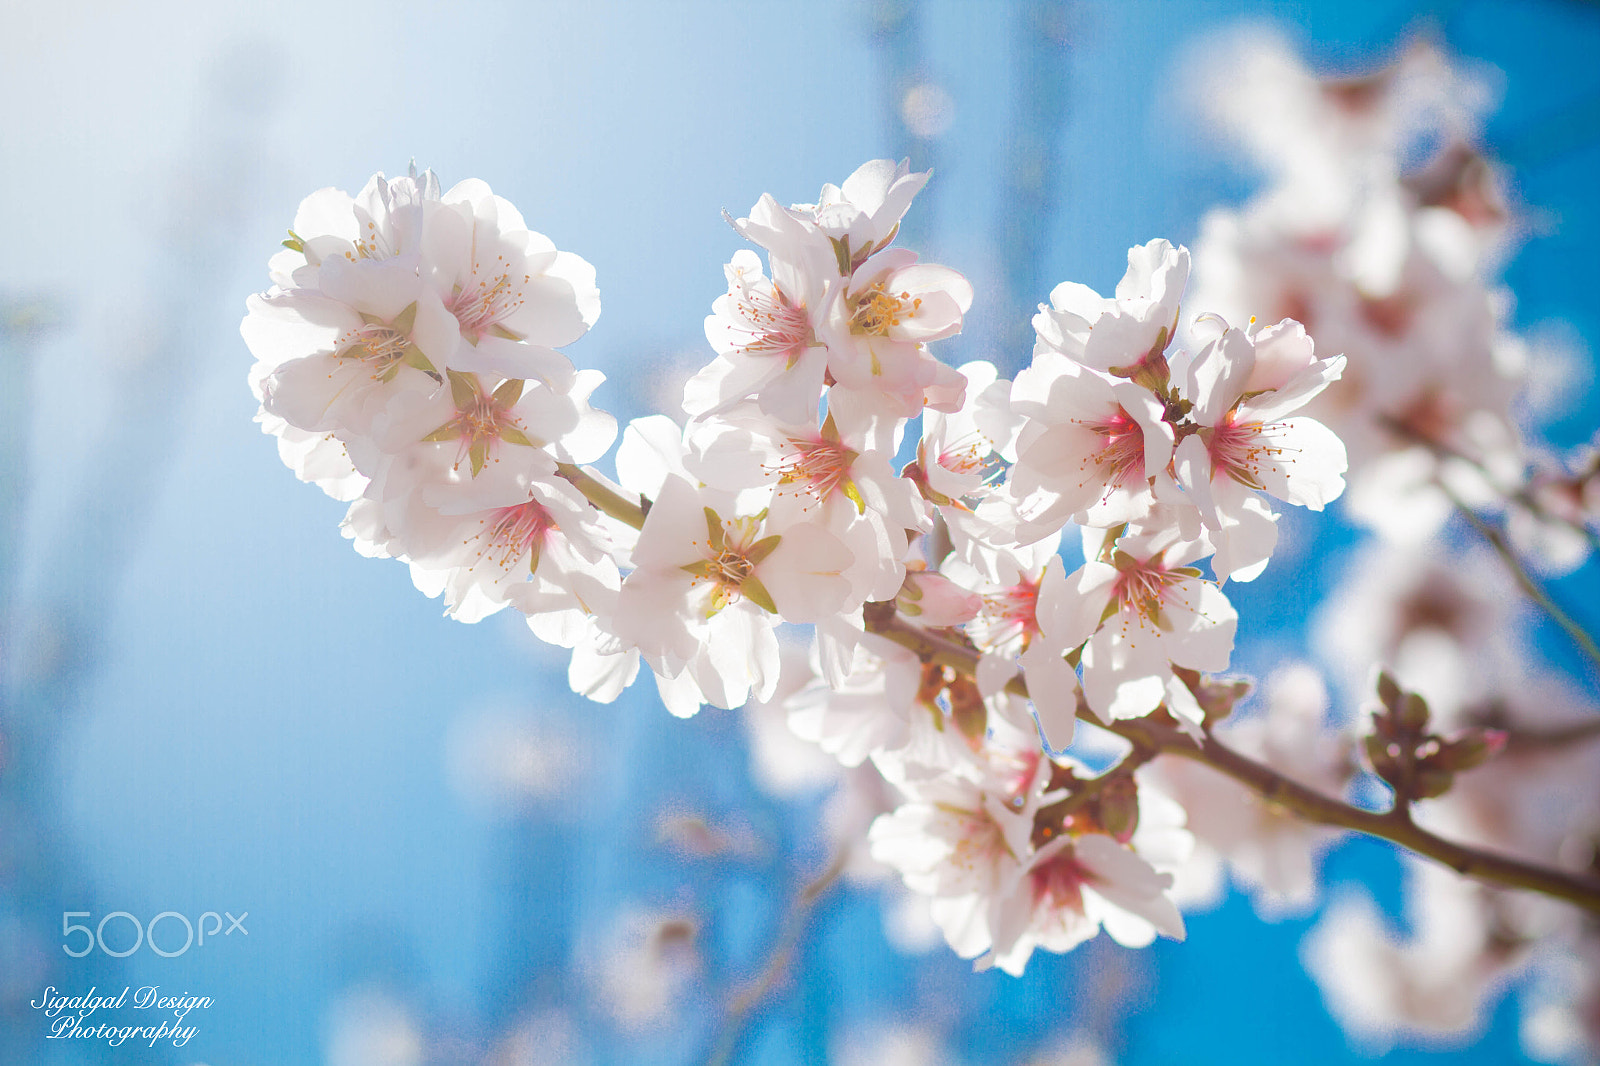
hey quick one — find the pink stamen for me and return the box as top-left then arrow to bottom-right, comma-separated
448,259 -> 530,342
771,436 -> 855,505
1084,409 -> 1146,491
728,282 -> 810,360
477,500 -> 556,571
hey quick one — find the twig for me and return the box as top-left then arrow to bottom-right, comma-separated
1381,413 -> 1600,554
706,846 -> 850,1066
1442,484 -> 1600,675
557,461 -> 648,530
558,474 -> 1600,913
863,609 -> 1600,916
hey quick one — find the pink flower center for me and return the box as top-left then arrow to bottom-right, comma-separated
771,436 -> 856,505
730,282 -> 811,362
448,268 -> 527,343
938,433 -> 995,479
1111,556 -> 1187,626
1207,414 -> 1280,490
973,575 -> 1042,654
1085,409 -> 1146,488
1029,848 -> 1091,914
478,500 -> 556,572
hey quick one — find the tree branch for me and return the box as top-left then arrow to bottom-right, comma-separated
863,607 -> 1600,916
557,461 -> 648,530
1442,484 -> 1600,675
706,845 -> 849,1066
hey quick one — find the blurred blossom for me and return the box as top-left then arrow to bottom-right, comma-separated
1303,861 -> 1525,1052
485,1009 -> 590,1066
1314,541 -> 1522,722
587,906 -> 701,1032
900,82 -> 955,139
1151,663 -> 1351,917
836,1023 -> 954,1066
445,707 -> 590,815
322,988 -> 424,1066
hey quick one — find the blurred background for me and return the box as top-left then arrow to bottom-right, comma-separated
2,0 -> 1598,1063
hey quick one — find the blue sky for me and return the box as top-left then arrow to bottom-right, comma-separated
3,1 -> 1597,1062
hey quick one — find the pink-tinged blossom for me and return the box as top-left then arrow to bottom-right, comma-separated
688,249 -> 829,427
819,247 -> 974,432
943,536 -> 1081,750
794,158 -> 931,261
914,361 -> 1018,505
1004,357 -> 1175,541
1046,523 -> 1237,726
612,475 -> 853,715
868,755 -> 1047,964
686,408 -> 926,606
1033,239 -> 1189,381
421,178 -> 600,378
982,832 -> 1186,975
1171,317 -> 1348,581
399,460 -> 619,627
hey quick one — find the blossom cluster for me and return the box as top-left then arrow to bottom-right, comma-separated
1188,35 -> 1599,572
1180,35 -> 1600,1062
243,169 -> 621,650
245,158 -> 1359,977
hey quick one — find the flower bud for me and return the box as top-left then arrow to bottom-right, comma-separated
1425,728 -> 1508,774
1095,776 -> 1141,844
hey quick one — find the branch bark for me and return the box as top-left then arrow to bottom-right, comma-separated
864,608 -> 1600,916
558,469 -> 1600,914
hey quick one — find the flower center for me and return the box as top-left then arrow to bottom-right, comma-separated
729,281 -> 811,361
1207,414 -> 1280,490
1111,556 -> 1186,626
771,436 -> 856,505
336,323 -> 410,378
850,282 -> 921,336
972,576 -> 1042,654
1085,409 -> 1146,487
682,513 -> 776,616
1029,848 -> 1091,914
448,268 -> 528,342
478,500 -> 556,573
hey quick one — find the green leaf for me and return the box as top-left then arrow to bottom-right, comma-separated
447,369 -> 478,410
703,508 -> 726,552
402,345 -> 439,377
498,425 -> 536,447
830,236 -> 852,277
741,573 -> 778,614
744,535 -> 782,565
527,540 -> 542,575
469,441 -> 488,477
421,420 -> 460,442
281,230 -> 304,252
492,378 -> 525,407
389,301 -> 418,336
680,560 -> 716,579
488,323 -> 522,341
